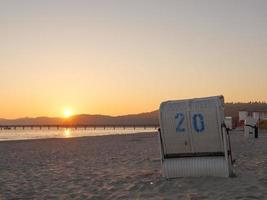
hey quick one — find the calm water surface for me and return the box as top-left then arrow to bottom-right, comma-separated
0,127 -> 157,141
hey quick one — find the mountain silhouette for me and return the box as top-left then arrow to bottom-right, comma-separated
1,102 -> 267,126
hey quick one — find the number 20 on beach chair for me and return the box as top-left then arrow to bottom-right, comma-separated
158,96 -> 233,178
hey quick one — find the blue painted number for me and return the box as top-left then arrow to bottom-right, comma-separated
192,113 -> 205,133
175,113 -> 185,132
174,112 -> 205,133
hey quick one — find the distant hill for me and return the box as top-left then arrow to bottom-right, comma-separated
68,111 -> 159,126
0,117 -> 63,126
0,111 -> 159,126
1,102 -> 267,126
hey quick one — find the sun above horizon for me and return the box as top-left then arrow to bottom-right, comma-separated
63,109 -> 73,118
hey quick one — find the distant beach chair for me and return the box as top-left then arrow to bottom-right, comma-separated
244,117 -> 258,138
159,96 -> 233,178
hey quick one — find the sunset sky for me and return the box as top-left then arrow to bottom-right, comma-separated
1,0 -> 267,118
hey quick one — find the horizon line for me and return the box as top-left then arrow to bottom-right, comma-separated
1,101 -> 267,120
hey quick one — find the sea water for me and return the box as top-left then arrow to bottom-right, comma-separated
0,127 -> 157,141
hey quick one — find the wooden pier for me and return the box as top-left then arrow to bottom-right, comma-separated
0,124 -> 159,130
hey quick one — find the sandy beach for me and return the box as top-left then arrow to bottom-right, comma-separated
1,131 -> 267,199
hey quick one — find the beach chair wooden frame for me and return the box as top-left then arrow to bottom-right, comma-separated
159,96 -> 233,178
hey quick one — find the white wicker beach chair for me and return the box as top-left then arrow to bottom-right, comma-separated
159,96 -> 233,178
244,117 -> 258,138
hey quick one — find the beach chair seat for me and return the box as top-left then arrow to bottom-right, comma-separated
159,96 -> 233,178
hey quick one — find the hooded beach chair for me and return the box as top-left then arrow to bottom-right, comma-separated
244,117 -> 258,138
159,96 -> 233,178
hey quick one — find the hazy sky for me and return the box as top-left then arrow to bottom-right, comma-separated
1,0 -> 267,118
